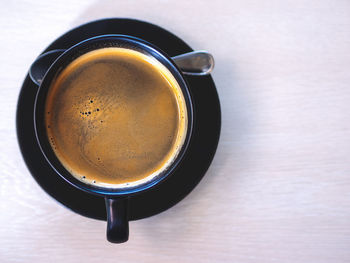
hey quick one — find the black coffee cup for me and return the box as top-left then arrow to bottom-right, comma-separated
31,35 -> 194,243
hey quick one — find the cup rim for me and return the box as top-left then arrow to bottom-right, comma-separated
34,34 -> 194,196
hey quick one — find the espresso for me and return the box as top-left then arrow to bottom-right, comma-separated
45,47 -> 187,188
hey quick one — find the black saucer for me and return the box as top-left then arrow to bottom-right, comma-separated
16,18 -> 221,221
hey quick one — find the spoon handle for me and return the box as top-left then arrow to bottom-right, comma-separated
172,50 -> 214,76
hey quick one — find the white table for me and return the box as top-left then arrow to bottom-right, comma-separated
1,0 -> 350,262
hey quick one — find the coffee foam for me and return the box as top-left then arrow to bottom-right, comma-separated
45,47 -> 187,189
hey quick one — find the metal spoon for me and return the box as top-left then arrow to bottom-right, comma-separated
29,49 -> 214,86
172,50 -> 214,76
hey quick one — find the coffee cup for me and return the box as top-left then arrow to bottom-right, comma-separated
30,34 -> 212,243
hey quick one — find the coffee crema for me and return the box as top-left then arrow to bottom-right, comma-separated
45,47 -> 188,188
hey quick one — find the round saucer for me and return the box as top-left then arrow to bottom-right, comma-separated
16,18 -> 221,221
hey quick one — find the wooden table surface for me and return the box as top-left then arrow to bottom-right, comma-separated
1,0 -> 350,262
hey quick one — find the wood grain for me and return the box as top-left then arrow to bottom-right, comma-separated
1,0 -> 350,262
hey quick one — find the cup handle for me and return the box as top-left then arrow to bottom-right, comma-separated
29,49 -> 66,86
105,197 -> 129,243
